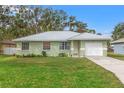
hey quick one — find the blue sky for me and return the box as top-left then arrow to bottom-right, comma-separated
42,5 -> 124,36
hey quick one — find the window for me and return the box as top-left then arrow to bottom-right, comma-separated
43,41 -> 50,50
59,42 -> 70,50
65,42 -> 70,50
22,42 -> 29,50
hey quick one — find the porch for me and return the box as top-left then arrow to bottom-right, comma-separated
70,40 -> 84,57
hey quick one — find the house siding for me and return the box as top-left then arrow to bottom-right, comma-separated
102,41 -> 107,56
16,41 -> 70,56
80,41 -> 85,57
16,40 -> 108,57
113,43 -> 124,54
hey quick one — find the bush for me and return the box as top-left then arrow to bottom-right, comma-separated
16,55 -> 22,58
42,51 -> 47,57
16,53 -> 43,58
30,53 -> 35,57
58,53 -> 68,57
107,52 -> 124,57
36,55 -> 43,57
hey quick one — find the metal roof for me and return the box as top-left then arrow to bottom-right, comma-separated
111,38 -> 124,44
13,31 -> 80,42
13,31 -> 111,42
68,33 -> 111,40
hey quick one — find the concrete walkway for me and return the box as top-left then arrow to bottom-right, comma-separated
87,56 -> 124,84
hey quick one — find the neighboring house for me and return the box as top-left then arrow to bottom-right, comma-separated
13,31 -> 111,57
111,38 -> 124,54
0,40 -> 16,55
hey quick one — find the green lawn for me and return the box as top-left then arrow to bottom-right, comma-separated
108,52 -> 124,61
0,55 -> 123,88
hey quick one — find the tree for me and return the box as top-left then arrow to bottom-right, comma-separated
10,6 -> 35,38
112,23 -> 124,40
64,16 -> 96,34
87,29 -> 96,34
0,5 -> 96,41
76,21 -> 87,33
39,8 -> 68,31
68,16 -> 76,31
0,6 -> 69,40
0,5 -> 14,40
0,5 -> 11,27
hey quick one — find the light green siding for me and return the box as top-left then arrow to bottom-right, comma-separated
30,42 -> 43,55
16,40 -> 108,57
16,41 -> 70,56
102,41 -> 107,56
80,41 -> 85,57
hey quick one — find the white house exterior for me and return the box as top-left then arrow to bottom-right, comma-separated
112,38 -> 124,54
13,31 -> 111,57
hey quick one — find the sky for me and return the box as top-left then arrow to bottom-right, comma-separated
41,5 -> 124,36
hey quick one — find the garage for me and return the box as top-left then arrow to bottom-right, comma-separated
85,42 -> 103,56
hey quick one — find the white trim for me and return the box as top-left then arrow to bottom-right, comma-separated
80,56 -> 84,57
103,48 -> 107,50
80,48 -> 85,50
71,48 -> 74,50
16,48 -> 21,51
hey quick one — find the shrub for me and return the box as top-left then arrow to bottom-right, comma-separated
16,53 -> 43,58
36,55 -> 43,57
30,53 -> 35,57
42,51 -> 47,57
58,53 -> 68,57
16,55 -> 22,58
107,52 -> 124,57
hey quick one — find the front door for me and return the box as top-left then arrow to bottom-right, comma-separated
73,41 -> 80,57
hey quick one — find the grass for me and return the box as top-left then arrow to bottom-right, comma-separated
108,52 -> 124,60
0,55 -> 123,88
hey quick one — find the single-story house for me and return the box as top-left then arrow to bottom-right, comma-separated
0,40 -> 16,55
13,31 -> 111,57
111,38 -> 124,54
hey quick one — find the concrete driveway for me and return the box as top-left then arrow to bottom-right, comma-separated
87,56 -> 124,84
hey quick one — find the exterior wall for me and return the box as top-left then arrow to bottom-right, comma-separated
16,40 -> 108,57
16,41 -> 70,56
102,41 -> 107,56
71,40 -> 83,57
80,41 -> 85,57
72,41 -> 79,57
80,40 -> 107,57
113,43 -> 124,54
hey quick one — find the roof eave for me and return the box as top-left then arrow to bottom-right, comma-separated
111,42 -> 124,44
68,38 -> 111,41
13,40 -> 69,42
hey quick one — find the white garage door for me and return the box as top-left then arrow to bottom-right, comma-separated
3,48 -> 16,55
85,42 -> 103,56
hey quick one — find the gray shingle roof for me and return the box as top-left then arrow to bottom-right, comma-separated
111,38 -> 124,44
13,31 -> 111,42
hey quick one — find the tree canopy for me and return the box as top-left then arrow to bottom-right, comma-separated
0,5 -> 96,40
112,23 -> 124,40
